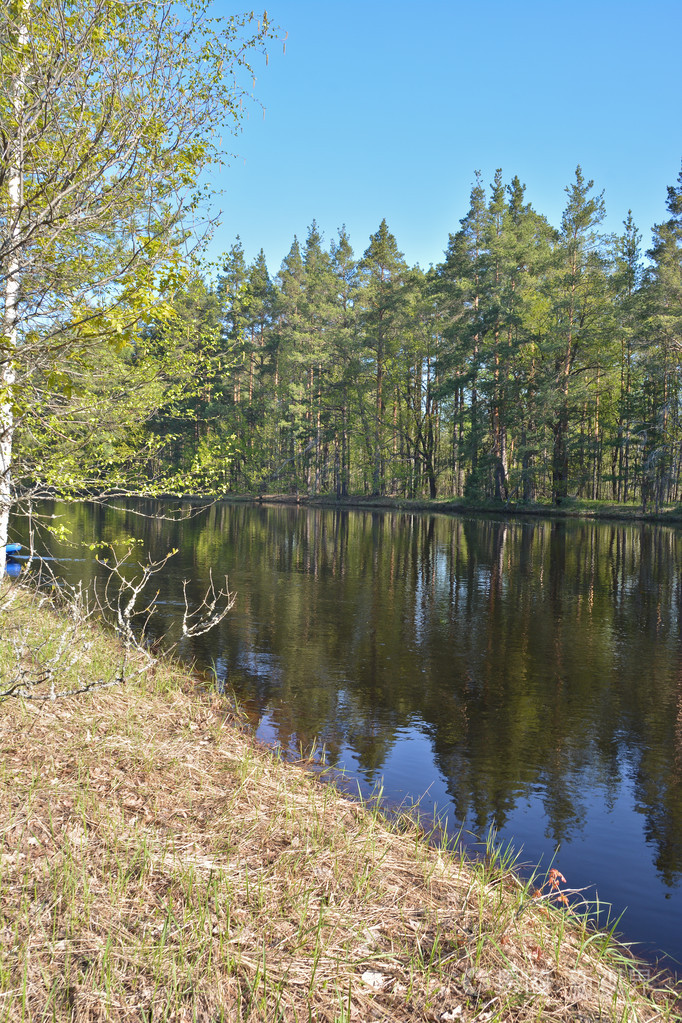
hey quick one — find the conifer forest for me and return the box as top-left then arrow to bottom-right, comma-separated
17,165 -> 682,509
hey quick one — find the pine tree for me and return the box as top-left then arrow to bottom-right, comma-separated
299,223 -> 335,493
242,250 -> 277,482
612,213 -> 643,501
358,220 -> 408,495
403,266 -> 440,497
329,227 -> 359,497
218,238 -> 249,413
501,176 -> 555,502
485,170 -> 510,499
437,174 -> 489,497
548,167 -> 606,504
274,237 -> 307,491
640,165 -> 682,509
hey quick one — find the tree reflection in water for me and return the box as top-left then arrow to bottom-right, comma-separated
14,500 -> 682,964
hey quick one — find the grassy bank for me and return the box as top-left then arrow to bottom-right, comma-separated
0,582 -> 679,1021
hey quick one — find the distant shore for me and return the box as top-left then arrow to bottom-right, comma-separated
175,491 -> 682,526
23,490 -> 682,526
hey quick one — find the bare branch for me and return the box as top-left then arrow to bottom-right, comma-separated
182,570 -> 235,638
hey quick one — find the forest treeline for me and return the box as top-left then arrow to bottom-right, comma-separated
19,165 -> 682,508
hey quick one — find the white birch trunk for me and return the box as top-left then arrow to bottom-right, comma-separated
1,8 -> 28,574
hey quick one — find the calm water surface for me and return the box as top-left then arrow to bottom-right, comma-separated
12,500 -> 682,969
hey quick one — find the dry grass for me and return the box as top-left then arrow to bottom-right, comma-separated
0,581 -> 679,1022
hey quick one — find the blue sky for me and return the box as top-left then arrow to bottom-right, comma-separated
205,0 -> 682,275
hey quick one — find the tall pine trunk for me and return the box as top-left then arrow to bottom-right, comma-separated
373,338 -> 383,495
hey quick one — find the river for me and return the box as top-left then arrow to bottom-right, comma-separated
10,499 -> 682,971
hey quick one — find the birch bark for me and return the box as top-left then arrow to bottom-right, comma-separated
1,4 -> 28,573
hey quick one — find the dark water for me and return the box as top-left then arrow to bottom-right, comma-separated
11,500 -> 682,970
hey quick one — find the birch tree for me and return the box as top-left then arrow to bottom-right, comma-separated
0,0 -> 272,571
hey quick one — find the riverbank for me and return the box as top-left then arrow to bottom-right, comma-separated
1,583 -> 679,1022
196,491 -> 682,526
25,489 -> 682,526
